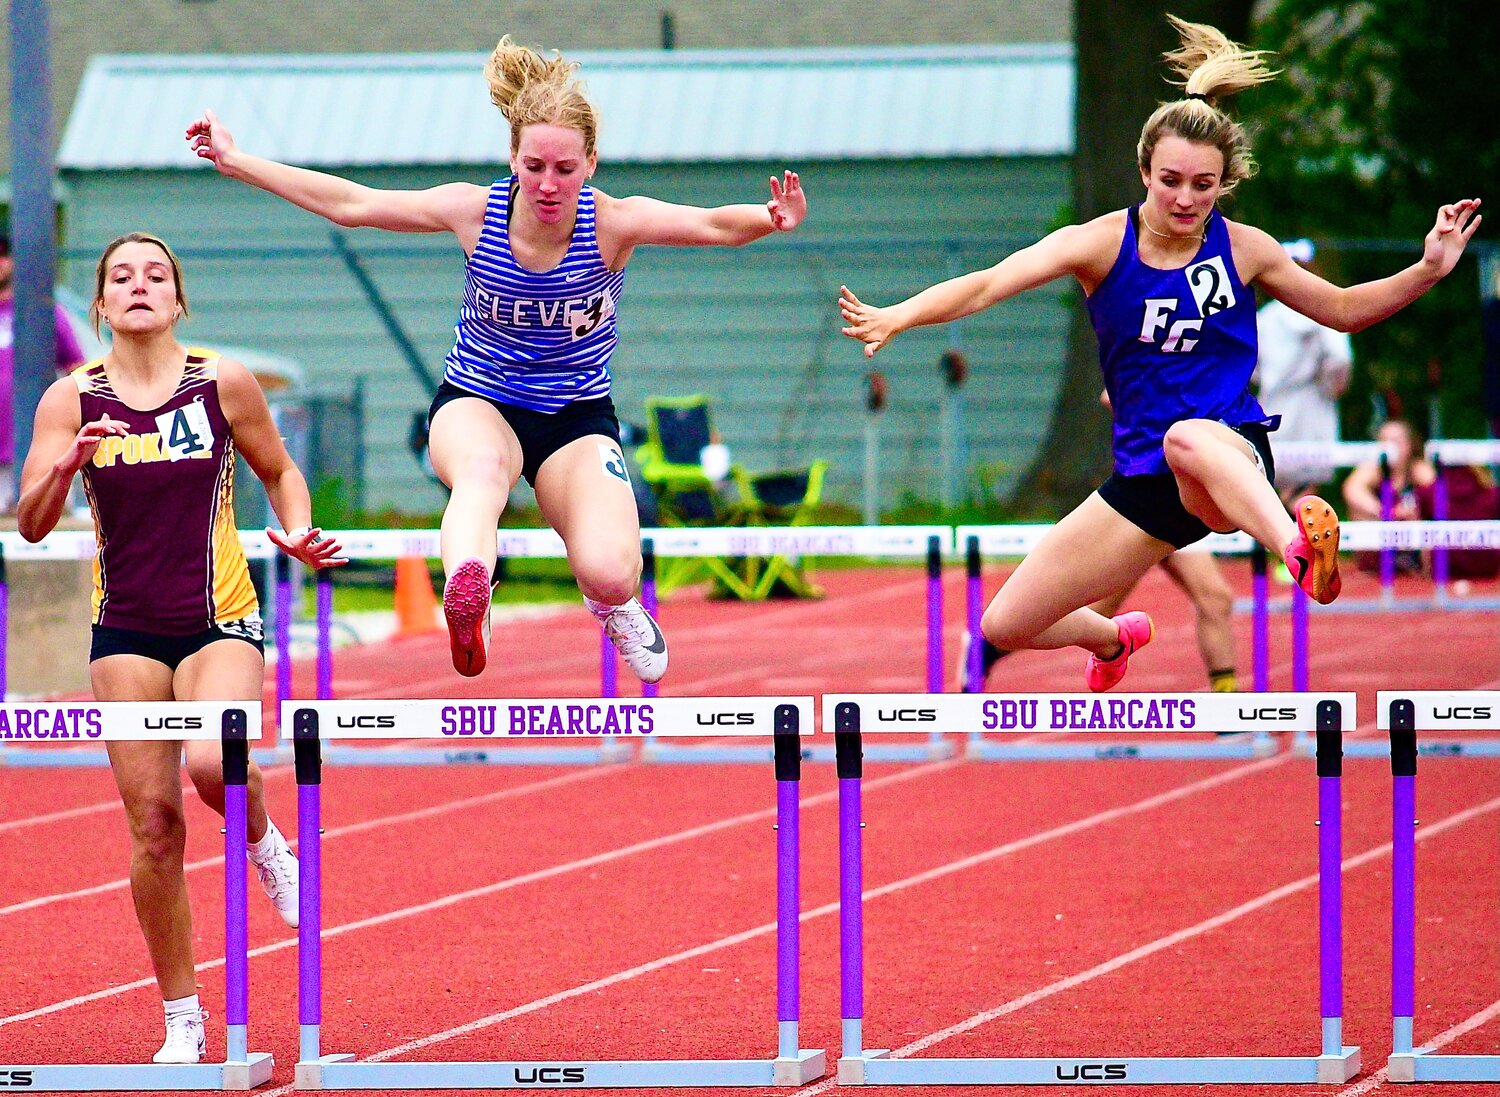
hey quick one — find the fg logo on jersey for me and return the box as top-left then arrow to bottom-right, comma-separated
1139,256 -> 1237,353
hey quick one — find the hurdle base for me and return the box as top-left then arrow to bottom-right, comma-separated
1388,1049 -> 1500,1082
295,1054 -> 357,1090
4,1054 -> 273,1091
834,1049 -> 1359,1085
966,734 -> 1274,762
296,1053 -> 826,1089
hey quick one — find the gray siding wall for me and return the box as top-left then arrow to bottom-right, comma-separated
3,1 -> 1070,175
60,156 -> 1070,515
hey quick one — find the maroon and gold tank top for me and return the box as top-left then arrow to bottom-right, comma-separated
76,348 -> 259,634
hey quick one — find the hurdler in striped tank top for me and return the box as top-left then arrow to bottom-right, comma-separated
443,177 -> 625,413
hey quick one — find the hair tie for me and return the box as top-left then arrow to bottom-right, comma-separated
1185,92 -> 1212,103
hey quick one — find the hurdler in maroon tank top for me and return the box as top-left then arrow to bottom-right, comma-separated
76,350 -> 259,634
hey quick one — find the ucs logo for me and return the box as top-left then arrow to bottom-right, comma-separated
336,715 -> 398,729
0,1070 -> 35,1088
1434,706 -> 1493,720
1237,707 -> 1299,721
878,708 -> 937,723
1055,1063 -> 1127,1081
695,712 -> 755,726
144,716 -> 204,730
514,1066 -> 586,1084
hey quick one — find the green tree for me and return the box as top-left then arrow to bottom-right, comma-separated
1239,0 -> 1497,438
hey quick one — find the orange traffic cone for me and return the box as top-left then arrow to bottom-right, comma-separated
394,556 -> 442,636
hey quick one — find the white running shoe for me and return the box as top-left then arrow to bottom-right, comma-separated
249,828 -> 300,928
153,1008 -> 208,1064
596,598 -> 669,683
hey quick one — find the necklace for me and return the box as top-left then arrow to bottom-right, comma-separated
1140,208 -> 1204,244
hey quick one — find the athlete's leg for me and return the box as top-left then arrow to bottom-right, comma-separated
534,434 -> 642,604
1159,550 -> 1237,688
1161,419 -> 1294,547
176,637 -> 301,926
535,434 -> 666,682
427,396 -> 524,578
981,493 -> 1172,654
92,655 -> 198,1001
429,398 -> 525,675
1164,419 -> 1340,603
175,639 -> 269,840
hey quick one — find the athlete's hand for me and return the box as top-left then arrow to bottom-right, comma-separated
767,171 -> 805,232
185,109 -> 239,174
57,413 -> 128,476
1420,199 -> 1482,280
839,285 -> 899,358
267,526 -> 349,570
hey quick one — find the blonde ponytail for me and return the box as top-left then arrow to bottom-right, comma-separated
484,35 -> 599,158
1137,14 -> 1279,194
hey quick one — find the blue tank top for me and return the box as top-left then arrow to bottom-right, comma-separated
443,179 -> 625,412
1087,205 -> 1270,475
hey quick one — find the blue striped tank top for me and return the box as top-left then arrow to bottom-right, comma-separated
443,178 -> 625,412
1087,205 -> 1271,476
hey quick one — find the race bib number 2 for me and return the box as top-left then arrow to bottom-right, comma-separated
155,400 -> 215,462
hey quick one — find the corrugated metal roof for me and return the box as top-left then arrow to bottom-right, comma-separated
59,45 -> 1072,169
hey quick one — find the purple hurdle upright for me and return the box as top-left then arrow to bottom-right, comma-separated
221,709 -> 253,1068
1314,698 -> 1348,1072
833,701 -> 867,1073
1388,698 -> 1418,1070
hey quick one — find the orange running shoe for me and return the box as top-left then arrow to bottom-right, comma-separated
443,557 -> 493,677
1284,495 -> 1342,605
1084,611 -> 1155,693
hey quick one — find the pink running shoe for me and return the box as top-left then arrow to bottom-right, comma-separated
1084,611 -> 1155,693
1284,495 -> 1342,605
443,557 -> 493,677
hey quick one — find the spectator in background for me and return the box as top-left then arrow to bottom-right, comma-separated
1343,417 -> 1433,575
0,227 -> 89,512
1254,239 -> 1354,503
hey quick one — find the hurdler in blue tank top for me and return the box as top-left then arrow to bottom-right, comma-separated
1086,205 -> 1272,476
443,178 -> 625,413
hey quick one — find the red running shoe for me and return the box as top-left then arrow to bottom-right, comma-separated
443,557 -> 493,677
1284,495 -> 1342,605
1084,611 -> 1155,693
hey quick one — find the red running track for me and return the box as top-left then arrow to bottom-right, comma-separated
2,559 -> 1499,1096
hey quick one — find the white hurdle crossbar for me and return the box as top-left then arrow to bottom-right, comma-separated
830,692 -> 1359,1086
1383,692 -> 1500,1082
0,702 -> 273,1091
288,696 -> 825,1089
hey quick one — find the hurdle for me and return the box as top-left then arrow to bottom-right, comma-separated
288,695 -> 825,1088
830,691 -> 1360,1085
0,701 -> 273,1090
1384,691 -> 1500,1082
295,525 -> 952,765
954,526 -> 1277,760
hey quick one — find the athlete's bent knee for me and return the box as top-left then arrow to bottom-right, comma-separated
980,605 -> 1032,652
130,801 -> 186,867
574,546 -> 642,605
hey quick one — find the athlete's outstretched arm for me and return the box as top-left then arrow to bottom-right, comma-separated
218,359 -> 347,569
186,110 -> 485,243
602,171 -> 806,249
1247,199 -> 1482,333
839,221 -> 1099,358
16,379 -> 126,542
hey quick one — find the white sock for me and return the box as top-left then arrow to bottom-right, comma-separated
247,821 -> 281,863
583,596 -> 629,622
163,993 -> 200,1019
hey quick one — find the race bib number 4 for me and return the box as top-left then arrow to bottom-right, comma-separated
155,400 -> 215,461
